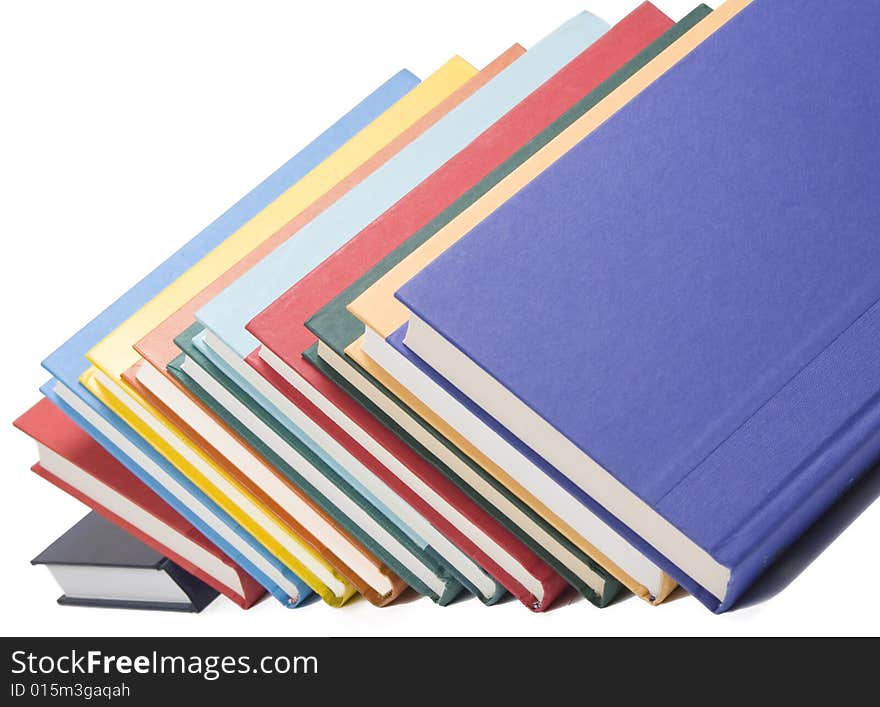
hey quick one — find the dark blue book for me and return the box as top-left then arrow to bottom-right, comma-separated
395,0 -> 880,611
32,512 -> 218,612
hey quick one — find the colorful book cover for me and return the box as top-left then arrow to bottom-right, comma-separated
131,49 -> 522,606
183,11 -> 613,611
15,398 -> 265,609
354,1 -> 745,605
249,4 -> 682,609
396,0 -> 878,612
360,0 -> 748,603
193,12 -> 610,364
79,59 -> 476,608
39,69 -> 421,607
298,6 -> 715,605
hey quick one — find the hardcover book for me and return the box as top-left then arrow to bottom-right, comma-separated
193,11 -> 610,370
39,69 -> 420,607
397,0 -> 880,612
250,3 -> 683,609
132,50 -> 522,606
15,398 -> 264,608
80,60 -> 475,608
300,6 -> 715,604
351,0 -> 745,605
183,11 -> 612,611
32,512 -> 219,613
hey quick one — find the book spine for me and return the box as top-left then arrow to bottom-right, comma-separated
57,596 -> 200,612
160,557 -> 221,612
719,388 -> 880,612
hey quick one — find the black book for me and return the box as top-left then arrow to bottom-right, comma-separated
32,512 -> 218,612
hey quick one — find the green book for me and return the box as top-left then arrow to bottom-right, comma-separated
170,322 -> 487,606
304,6 -> 713,607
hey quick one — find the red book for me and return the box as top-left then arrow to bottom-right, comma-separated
246,3 -> 674,610
14,398 -> 265,609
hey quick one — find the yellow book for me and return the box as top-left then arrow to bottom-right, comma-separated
342,0 -> 752,605
82,57 -> 477,607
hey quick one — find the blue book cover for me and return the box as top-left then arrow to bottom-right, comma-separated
396,0 -> 880,611
383,324 -> 667,595
39,69 -> 420,606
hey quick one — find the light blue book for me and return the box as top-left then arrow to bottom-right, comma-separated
197,12 -> 610,358
39,69 -> 420,607
187,13 -> 611,586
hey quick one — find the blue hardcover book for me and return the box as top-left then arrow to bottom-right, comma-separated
396,0 -> 880,612
39,69 -> 420,607
380,325 -> 668,598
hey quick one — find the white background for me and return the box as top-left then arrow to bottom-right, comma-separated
1,0 -> 877,637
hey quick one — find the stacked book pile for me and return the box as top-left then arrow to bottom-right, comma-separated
15,0 -> 880,614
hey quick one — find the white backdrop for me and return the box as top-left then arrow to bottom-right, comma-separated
1,0 -> 877,637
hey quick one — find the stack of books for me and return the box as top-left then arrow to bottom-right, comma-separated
15,0 -> 880,614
